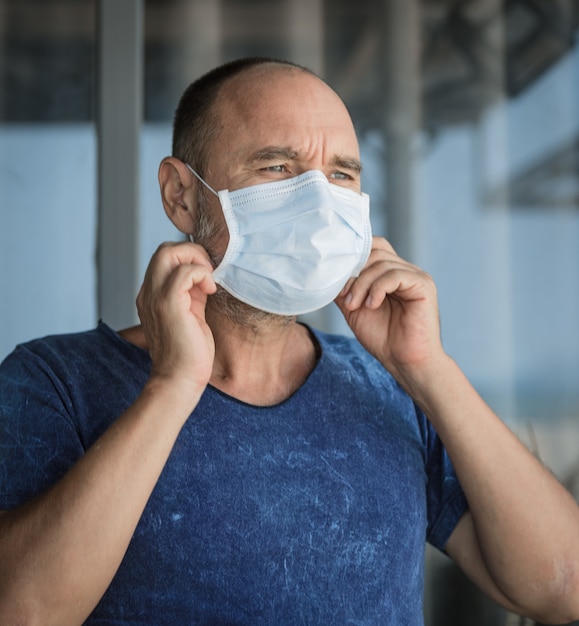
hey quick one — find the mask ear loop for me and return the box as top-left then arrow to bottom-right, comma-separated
186,163 -> 218,196
185,163 -> 219,244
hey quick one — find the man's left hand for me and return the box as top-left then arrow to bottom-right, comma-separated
335,237 -> 445,389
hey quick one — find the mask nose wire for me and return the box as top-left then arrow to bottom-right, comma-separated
185,163 -> 219,197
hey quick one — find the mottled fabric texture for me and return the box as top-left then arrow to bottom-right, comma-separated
0,323 -> 467,625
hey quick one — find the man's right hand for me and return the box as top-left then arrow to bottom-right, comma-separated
136,241 -> 217,399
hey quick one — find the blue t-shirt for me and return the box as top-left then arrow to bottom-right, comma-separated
0,323 -> 467,625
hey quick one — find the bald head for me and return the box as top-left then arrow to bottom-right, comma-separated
172,58 -> 318,176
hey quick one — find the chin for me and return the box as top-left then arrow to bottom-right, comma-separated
209,287 -> 295,330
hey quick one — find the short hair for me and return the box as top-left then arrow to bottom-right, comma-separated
172,57 -> 314,175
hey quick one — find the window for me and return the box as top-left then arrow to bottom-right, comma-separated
0,0 -> 97,359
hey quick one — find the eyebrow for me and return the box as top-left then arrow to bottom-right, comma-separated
331,155 -> 363,175
248,146 -> 299,164
247,146 -> 363,174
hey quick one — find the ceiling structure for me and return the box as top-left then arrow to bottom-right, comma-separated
1,0 -> 577,207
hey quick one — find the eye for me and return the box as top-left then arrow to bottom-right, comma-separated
261,164 -> 288,173
330,170 -> 353,181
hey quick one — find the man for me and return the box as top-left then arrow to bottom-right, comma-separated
1,57 -> 578,625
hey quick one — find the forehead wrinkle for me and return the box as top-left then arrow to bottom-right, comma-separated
214,70 -> 360,171
246,145 -> 362,173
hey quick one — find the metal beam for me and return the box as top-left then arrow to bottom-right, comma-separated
381,0 -> 420,262
97,0 -> 143,329
287,0 -> 324,75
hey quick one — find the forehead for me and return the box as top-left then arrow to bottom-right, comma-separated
210,67 -> 360,163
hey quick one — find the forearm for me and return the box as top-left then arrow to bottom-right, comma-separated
0,377 -> 199,626
411,355 -> 579,619
338,237 -> 579,619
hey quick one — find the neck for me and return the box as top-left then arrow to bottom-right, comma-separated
206,304 -> 318,406
119,299 -> 320,407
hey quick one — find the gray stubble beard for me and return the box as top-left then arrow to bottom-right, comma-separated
193,187 -> 295,332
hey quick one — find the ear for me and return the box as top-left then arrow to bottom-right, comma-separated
158,157 -> 197,234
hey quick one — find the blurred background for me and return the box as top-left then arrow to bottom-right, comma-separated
1,0 -> 578,622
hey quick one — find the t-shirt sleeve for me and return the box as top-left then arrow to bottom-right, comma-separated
0,345 -> 85,510
421,409 -> 469,551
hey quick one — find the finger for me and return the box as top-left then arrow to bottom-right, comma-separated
144,242 -> 215,293
341,253 -> 411,310
349,239 -> 405,284
152,241 -> 214,275
371,236 -> 397,255
339,277 -> 356,297
343,262 -> 431,312
162,263 -> 217,301
338,242 -> 401,301
138,263 -> 216,320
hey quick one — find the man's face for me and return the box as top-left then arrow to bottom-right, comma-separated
196,66 -> 362,323
208,67 -> 360,221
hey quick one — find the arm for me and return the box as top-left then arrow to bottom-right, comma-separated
335,237 -> 579,624
423,356 -> 579,623
0,242 -> 216,626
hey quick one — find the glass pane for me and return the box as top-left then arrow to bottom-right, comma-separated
0,0 -> 98,360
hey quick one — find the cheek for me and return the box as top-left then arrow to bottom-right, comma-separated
194,200 -> 229,267
208,222 -> 230,267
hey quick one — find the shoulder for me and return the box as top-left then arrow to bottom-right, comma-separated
0,323 -> 149,421
9,322 -> 128,358
2,322 -> 145,375
0,324 -> 150,483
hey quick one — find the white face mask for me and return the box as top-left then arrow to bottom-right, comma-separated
186,165 -> 372,316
